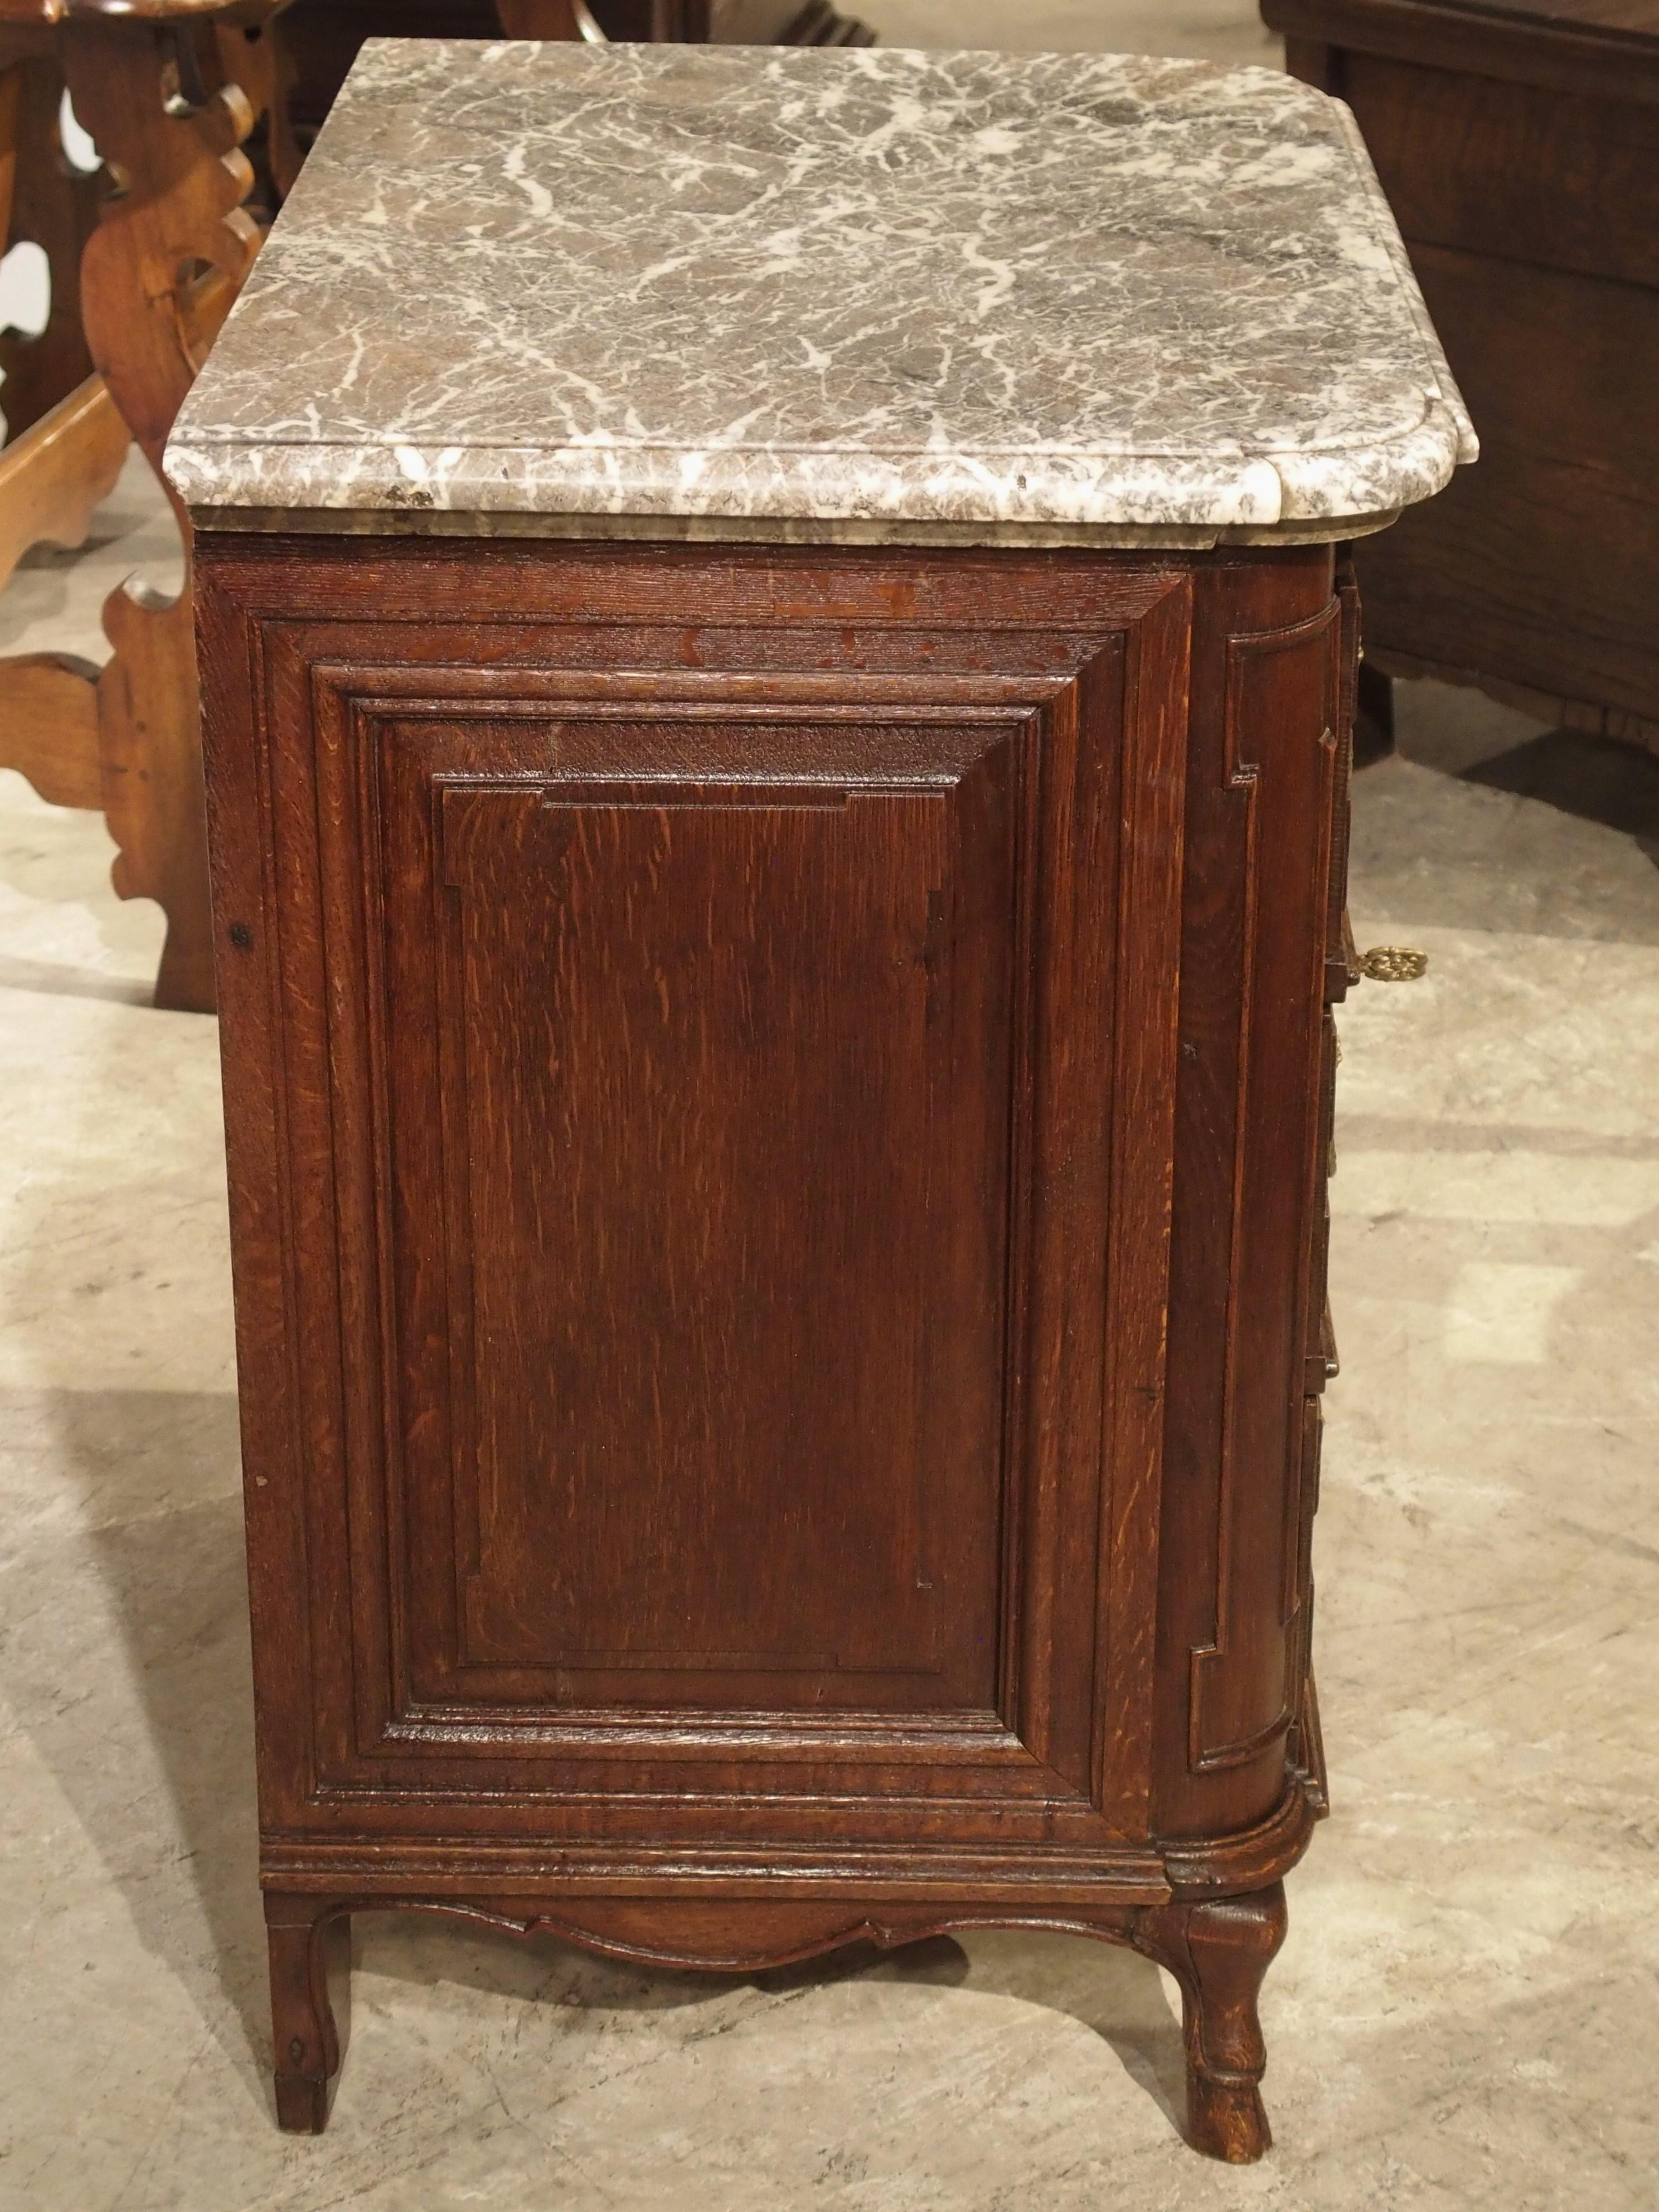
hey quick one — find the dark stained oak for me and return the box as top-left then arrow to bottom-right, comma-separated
1275,0 -> 1659,102
1138,1882 -> 1290,2162
195,529 -> 1353,2160
1267,0 -> 1659,752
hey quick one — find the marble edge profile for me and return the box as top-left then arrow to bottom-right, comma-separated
164,59 -> 1478,535
1327,96 -> 1478,471
165,405 -> 1465,538
178,502 -> 1403,549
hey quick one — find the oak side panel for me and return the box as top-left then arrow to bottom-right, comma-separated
197,535 -> 1197,1884
390,716 -> 1016,1714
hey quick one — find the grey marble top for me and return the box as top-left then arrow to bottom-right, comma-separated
166,39 -> 1476,544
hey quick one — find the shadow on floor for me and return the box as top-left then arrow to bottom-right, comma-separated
4,1372 -> 1191,2143
0,950 -> 154,1003
344,1913 -> 1188,2141
0,1388 -> 271,2109
1459,729 -> 1659,867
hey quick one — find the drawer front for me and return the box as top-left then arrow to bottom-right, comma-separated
199,539 -> 1195,1868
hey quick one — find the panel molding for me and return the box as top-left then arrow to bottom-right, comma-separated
428,748 -> 974,1685
239,568 -> 1191,1849
1188,603 -> 1341,1775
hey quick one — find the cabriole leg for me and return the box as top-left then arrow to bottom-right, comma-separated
265,1895 -> 351,2134
1139,1881 -> 1288,2164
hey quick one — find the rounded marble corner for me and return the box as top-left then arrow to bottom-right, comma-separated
1271,393 -> 1477,523
160,440 -> 210,515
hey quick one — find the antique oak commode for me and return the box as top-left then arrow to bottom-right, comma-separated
166,41 -> 1472,2164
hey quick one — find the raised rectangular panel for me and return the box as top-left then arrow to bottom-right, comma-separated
207,550 -> 1193,1853
414,724 -> 1018,1712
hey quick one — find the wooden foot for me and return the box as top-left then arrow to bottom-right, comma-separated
266,1898 -> 351,2135
1138,1882 -> 1288,2164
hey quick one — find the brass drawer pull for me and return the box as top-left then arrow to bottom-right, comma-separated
1360,945 -> 1428,982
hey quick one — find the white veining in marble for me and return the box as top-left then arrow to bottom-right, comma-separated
166,40 -> 1476,539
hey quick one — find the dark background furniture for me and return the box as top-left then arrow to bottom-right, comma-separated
273,0 -> 875,168
1265,0 -> 1659,754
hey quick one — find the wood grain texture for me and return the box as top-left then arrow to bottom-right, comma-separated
0,371 -> 127,593
0,57 -> 15,230
265,1881 -> 1292,2163
96,574 -> 217,1009
1183,600 -> 1339,1783
428,750 -> 996,1700
1154,551 -> 1347,1843
1266,0 -> 1659,102
60,21 -> 261,474
1342,51 -> 1659,288
195,531 -> 1347,2153
1408,0 -> 1659,35
1136,1881 -> 1289,2163
51,12 -> 279,1010
0,647 -> 101,805
1356,244 -> 1659,727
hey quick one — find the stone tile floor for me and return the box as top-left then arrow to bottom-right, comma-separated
1,5 -> 1656,2207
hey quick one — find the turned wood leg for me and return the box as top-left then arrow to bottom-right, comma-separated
265,1897 -> 351,2134
1138,1882 -> 1288,2164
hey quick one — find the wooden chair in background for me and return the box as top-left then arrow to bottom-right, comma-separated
0,0 -> 292,1010
0,0 -> 875,1013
